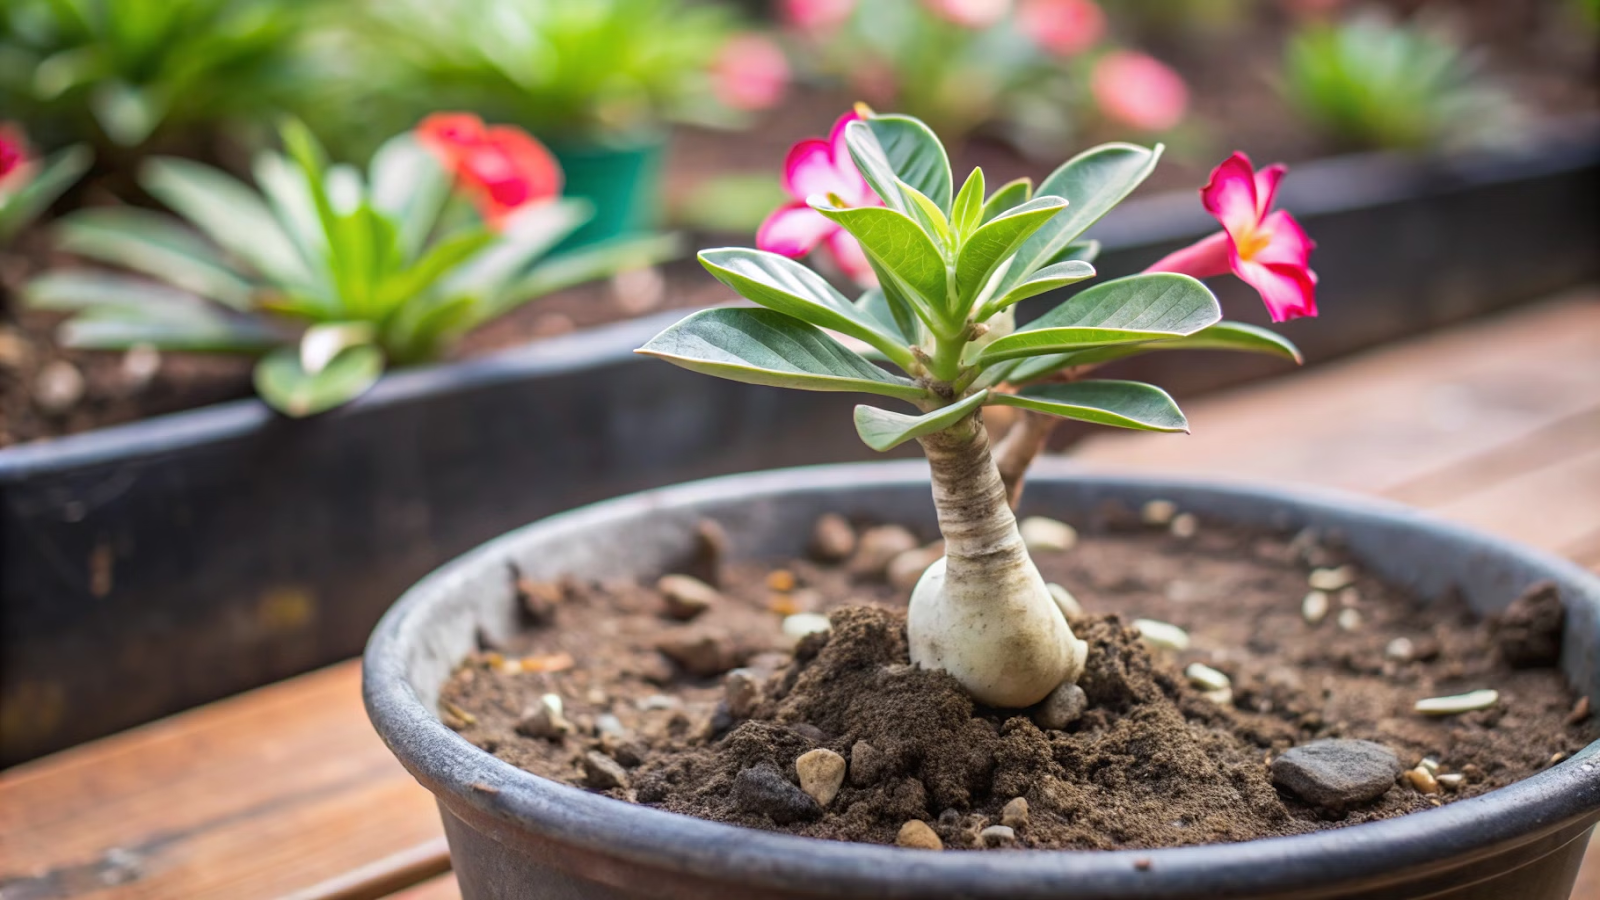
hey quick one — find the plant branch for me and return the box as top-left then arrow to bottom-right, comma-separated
993,409 -> 1061,509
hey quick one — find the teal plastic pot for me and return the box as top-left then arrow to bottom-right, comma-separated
548,138 -> 665,250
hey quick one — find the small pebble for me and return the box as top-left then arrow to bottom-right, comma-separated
897,820 -> 943,850
1309,565 -> 1357,592
847,525 -> 919,579
595,713 -> 627,738
811,513 -> 857,561
582,751 -> 630,790
887,544 -> 943,591
1045,583 -> 1084,621
782,613 -> 832,640
1169,512 -> 1198,539
656,574 -> 721,621
733,763 -> 821,824
1436,773 -> 1465,791
1270,739 -> 1403,810
1336,608 -> 1362,632
1134,618 -> 1190,652
1567,696 -> 1591,725
121,345 -> 162,387
1302,590 -> 1330,625
1415,689 -> 1499,716
1001,797 -> 1030,830
795,748 -> 847,807
1020,516 -> 1077,552
723,668 -> 763,719
1405,766 -> 1440,794
1141,499 -> 1177,525
766,569 -> 796,592
1385,637 -> 1415,662
850,740 -> 886,787
33,360 -> 85,414
514,694 -> 572,740
656,626 -> 740,676
1492,581 -> 1564,668
610,265 -> 666,314
1185,663 -> 1231,693
1203,687 -> 1234,707
979,825 -> 1016,847
1033,681 -> 1088,730
1418,757 -> 1439,774
639,694 -> 683,711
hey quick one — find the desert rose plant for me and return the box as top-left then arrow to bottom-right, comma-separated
640,107 -> 1308,707
26,114 -> 677,416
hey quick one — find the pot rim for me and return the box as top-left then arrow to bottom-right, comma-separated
363,460 -> 1600,897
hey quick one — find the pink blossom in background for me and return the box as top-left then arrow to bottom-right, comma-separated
1017,0 -> 1106,56
1146,152 -> 1318,322
923,0 -> 1013,30
417,113 -> 563,231
757,112 -> 880,286
1,123 -> 31,183
1091,51 -> 1189,132
712,35 -> 791,111
780,0 -> 856,34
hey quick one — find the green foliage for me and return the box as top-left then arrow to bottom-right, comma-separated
1283,13 -> 1515,152
349,0 -> 743,145
640,111 -> 1302,452
29,123 -> 678,416
0,0 -> 324,154
0,144 -> 92,242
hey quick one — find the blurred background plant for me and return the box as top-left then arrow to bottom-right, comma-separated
0,0 -> 328,195
332,0 -> 788,247
1281,10 -> 1517,152
0,123 -> 91,243
23,117 -> 677,415
776,0 -> 1191,158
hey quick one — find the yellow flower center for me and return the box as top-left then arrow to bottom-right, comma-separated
1235,226 -> 1270,262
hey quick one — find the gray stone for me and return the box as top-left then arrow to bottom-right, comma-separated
849,740 -> 886,787
811,513 -> 857,561
733,763 -> 821,824
656,574 -> 721,621
582,750 -> 630,790
1001,796 -> 1030,830
723,668 -> 763,718
1033,682 -> 1088,730
979,825 -> 1016,847
656,626 -> 739,676
847,525 -> 920,579
1270,739 -> 1403,809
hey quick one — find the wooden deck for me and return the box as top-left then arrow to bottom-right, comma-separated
1,291 -> 1596,900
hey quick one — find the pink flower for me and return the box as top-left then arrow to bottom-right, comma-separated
924,0 -> 1013,29
780,0 -> 856,34
756,112 -> 880,286
417,113 -> 563,231
1017,0 -> 1105,56
0,123 -> 28,185
712,35 -> 791,112
1091,51 -> 1189,132
1146,152 -> 1318,322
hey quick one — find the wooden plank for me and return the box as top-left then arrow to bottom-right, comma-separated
0,662 -> 444,900
384,873 -> 461,900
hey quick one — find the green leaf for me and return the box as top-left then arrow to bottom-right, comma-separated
439,199 -> 592,298
955,195 -> 1068,309
900,180 -> 951,245
989,381 -> 1188,432
61,312 -> 282,353
855,390 -> 989,452
976,273 -> 1220,367
369,133 -> 451,261
26,270 -> 206,317
996,143 -> 1162,296
91,80 -> 163,147
376,228 -> 497,314
980,177 -> 1032,225
254,343 -> 385,418
950,167 -> 985,238
813,204 -> 949,321
637,308 -> 928,401
1052,240 -> 1101,265
142,157 -> 313,290
844,116 -> 953,213
484,232 -> 681,322
855,288 -> 921,345
55,209 -> 255,309
1006,321 -> 1304,384
979,260 -> 1097,319
698,248 -> 913,368
0,144 -> 90,242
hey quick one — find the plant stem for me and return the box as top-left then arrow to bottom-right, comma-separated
993,410 -> 1062,509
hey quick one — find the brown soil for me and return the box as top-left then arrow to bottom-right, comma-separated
439,512 -> 1595,851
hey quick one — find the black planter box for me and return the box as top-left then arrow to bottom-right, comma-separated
3,127 -> 1597,765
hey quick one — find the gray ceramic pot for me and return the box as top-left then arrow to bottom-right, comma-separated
364,461 -> 1600,899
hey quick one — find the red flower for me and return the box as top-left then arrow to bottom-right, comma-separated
1091,51 -> 1189,132
416,113 -> 562,230
1146,152 -> 1318,322
1017,0 -> 1105,56
756,111 -> 879,286
1,123 -> 29,184
712,35 -> 791,112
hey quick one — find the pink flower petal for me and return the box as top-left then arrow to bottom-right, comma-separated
1143,229 -> 1233,279
783,138 -> 838,201
1253,162 -> 1287,220
1233,259 -> 1318,322
1091,51 -> 1189,133
1200,152 -> 1262,242
1253,210 -> 1316,267
780,0 -> 857,34
758,201 -> 837,257
825,229 -> 878,286
1018,0 -> 1105,57
712,35 -> 790,112
923,0 -> 1013,29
